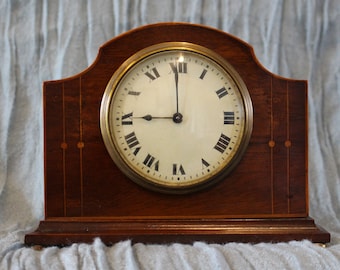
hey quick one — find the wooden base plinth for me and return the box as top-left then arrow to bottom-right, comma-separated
25,217 -> 330,247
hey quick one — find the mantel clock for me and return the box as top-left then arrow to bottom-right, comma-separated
25,23 -> 330,246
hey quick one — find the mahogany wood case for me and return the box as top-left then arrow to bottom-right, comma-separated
25,23 -> 330,246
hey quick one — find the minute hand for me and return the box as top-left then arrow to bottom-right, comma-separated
174,66 -> 179,114
170,63 -> 183,124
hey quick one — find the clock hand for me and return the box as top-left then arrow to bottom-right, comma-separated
135,114 -> 183,123
133,114 -> 173,121
174,66 -> 179,115
173,64 -> 183,124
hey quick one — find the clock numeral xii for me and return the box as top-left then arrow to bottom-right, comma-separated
170,62 -> 187,74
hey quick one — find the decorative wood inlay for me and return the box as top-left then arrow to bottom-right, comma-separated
62,82 -> 67,216
79,76 -> 84,216
286,81 -> 291,213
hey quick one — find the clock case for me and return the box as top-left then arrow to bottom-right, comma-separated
25,23 -> 330,246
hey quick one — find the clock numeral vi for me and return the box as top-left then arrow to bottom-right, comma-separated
214,133 -> 231,153
145,67 -> 160,81
173,164 -> 185,175
224,111 -> 235,124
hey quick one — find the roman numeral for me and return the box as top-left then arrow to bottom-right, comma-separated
125,132 -> 139,148
224,111 -> 235,124
170,62 -> 187,74
124,132 -> 141,155
201,158 -> 210,169
132,147 -> 141,155
121,112 -> 133,125
214,133 -> 231,153
199,69 -> 208,80
143,154 -> 159,171
145,67 -> 160,80
216,87 -> 228,99
172,164 -> 185,175
128,90 -> 141,96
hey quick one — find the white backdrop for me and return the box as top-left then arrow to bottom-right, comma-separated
1,1 -> 340,269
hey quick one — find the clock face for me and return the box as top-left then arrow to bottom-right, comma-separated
100,42 -> 253,193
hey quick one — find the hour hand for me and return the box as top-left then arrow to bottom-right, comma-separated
134,114 -> 183,123
142,114 -> 153,121
135,114 -> 173,121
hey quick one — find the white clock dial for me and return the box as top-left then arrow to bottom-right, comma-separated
100,42 -> 253,193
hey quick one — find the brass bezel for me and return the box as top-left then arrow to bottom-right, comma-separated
100,42 -> 253,194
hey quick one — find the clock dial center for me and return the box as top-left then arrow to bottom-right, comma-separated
172,112 -> 183,123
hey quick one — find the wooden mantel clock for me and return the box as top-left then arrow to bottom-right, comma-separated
25,22 -> 330,246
